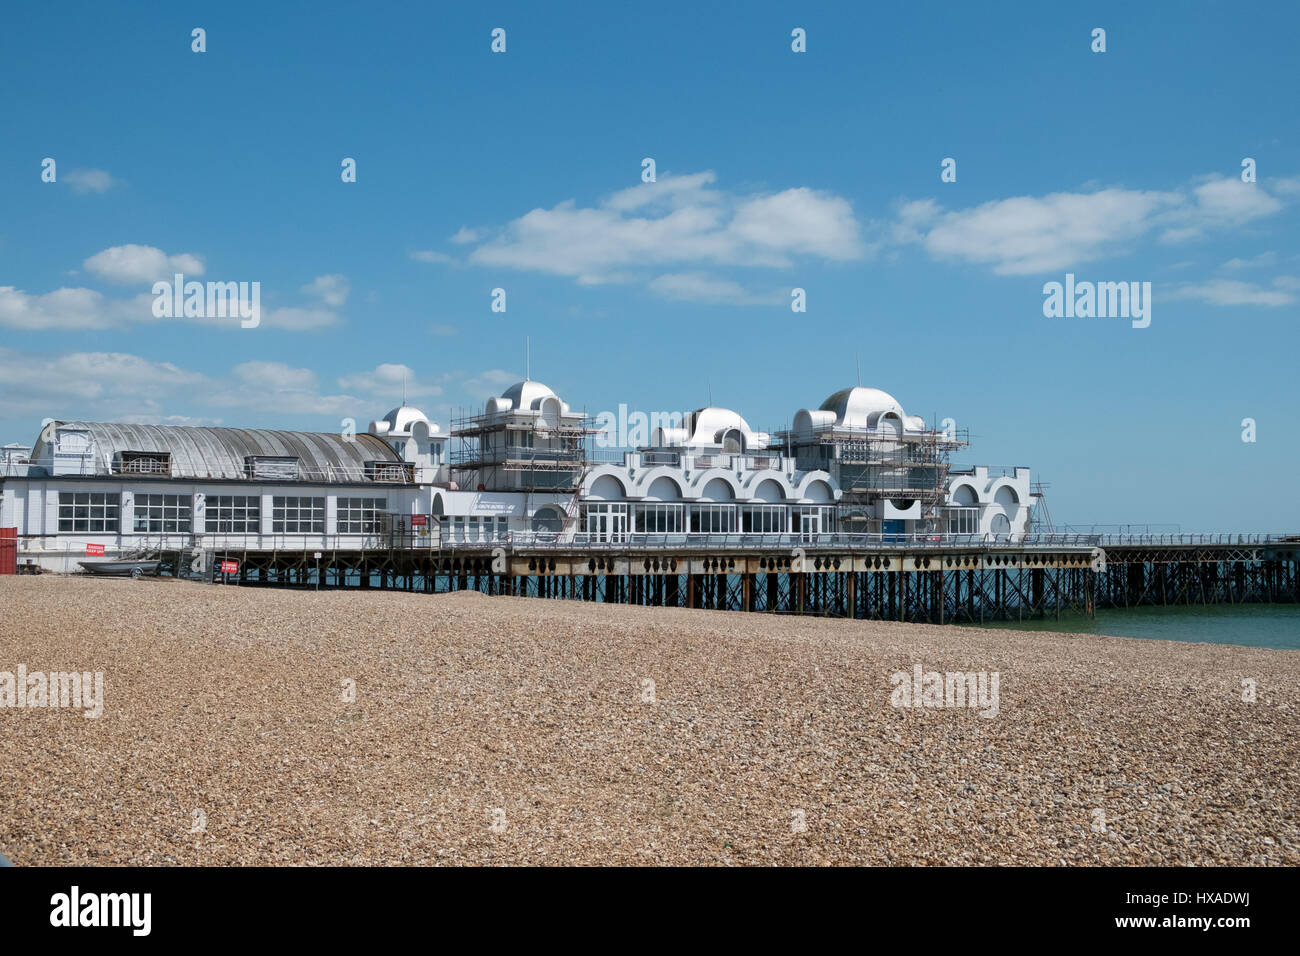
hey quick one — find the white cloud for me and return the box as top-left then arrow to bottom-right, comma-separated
410,250 -> 452,264
1160,177 -> 1283,242
601,171 -> 722,213
257,306 -> 342,331
892,174 -> 1296,275
209,361 -> 361,416
84,244 -> 204,284
337,363 -> 442,401
0,348 -> 525,440
1222,252 -> 1277,270
0,347 -> 210,426
450,227 -> 481,244
460,369 -> 520,401
1168,278 -> 1295,307
729,188 -> 865,260
0,281 -> 340,332
465,171 -> 867,286
0,286 -> 122,330
63,169 -> 117,194
300,274 -> 350,307
648,272 -> 783,305
898,189 -> 1182,275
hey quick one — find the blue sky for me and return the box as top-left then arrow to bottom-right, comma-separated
2,1 -> 1298,530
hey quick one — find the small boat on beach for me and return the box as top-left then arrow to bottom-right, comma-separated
77,559 -> 161,579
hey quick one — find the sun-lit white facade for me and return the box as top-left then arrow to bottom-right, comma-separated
0,377 -> 1033,568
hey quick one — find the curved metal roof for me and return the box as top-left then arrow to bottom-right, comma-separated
31,421 -> 401,482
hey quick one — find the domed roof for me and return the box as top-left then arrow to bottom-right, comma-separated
378,405 -> 434,435
499,379 -> 558,412
819,386 -> 904,429
691,406 -> 755,439
658,407 -> 769,450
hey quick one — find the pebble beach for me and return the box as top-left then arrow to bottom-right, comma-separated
1,575 -> 1296,866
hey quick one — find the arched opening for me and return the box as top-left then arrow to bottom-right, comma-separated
804,479 -> 833,502
877,412 -> 903,437
531,507 -> 563,533
718,427 -> 745,454
701,477 -> 735,501
589,474 -> 626,501
645,476 -> 683,501
539,396 -> 562,426
952,484 -> 978,506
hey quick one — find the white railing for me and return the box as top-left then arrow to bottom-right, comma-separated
497,531 -> 1299,551
500,531 -> 1098,550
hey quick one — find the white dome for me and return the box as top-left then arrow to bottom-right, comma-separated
499,380 -> 557,411
819,387 -> 905,430
377,405 -> 434,436
659,407 -> 769,451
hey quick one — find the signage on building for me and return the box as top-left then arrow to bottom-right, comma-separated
219,560 -> 239,574
410,515 -> 428,527
85,543 -> 105,556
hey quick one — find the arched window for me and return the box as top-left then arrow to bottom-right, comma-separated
531,507 -> 563,533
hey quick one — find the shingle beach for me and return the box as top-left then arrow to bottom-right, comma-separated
1,575 -> 1296,865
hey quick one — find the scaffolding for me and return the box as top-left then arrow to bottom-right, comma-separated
776,423 -> 969,532
449,409 -> 597,493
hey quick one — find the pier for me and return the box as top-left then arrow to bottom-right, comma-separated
184,531 -> 1299,626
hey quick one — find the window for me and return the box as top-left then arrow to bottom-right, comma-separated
791,506 -> 832,536
633,503 -> 683,533
246,457 -> 300,480
133,494 -> 192,533
741,504 -> 785,534
946,508 -> 978,536
206,496 -> 260,533
688,504 -> 736,534
58,491 -> 119,533
365,461 -> 414,483
117,451 -> 171,475
531,507 -> 563,533
272,496 -> 324,533
584,503 -> 627,541
337,497 -> 386,534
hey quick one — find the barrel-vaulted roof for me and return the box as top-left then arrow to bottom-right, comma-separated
30,421 -> 401,482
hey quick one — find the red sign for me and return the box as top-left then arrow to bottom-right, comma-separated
219,560 -> 239,574
85,544 -> 105,556
410,515 -> 428,527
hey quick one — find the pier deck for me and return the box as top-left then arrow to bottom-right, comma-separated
165,532 -> 1299,626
